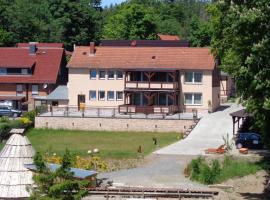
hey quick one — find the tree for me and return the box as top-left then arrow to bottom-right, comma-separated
209,0 -> 270,145
188,17 -> 212,47
30,150 -> 90,200
103,4 -> 157,40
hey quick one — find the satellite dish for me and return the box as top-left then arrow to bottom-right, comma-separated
43,84 -> 48,89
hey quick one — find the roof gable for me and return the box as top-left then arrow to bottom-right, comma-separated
0,47 -> 64,83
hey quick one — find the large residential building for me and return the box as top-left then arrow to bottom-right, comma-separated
67,42 -> 220,114
0,42 -> 67,110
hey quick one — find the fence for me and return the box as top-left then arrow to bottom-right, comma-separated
38,105 -> 199,121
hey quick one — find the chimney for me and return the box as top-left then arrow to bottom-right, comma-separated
130,40 -> 137,47
29,42 -> 37,55
90,42 -> 95,54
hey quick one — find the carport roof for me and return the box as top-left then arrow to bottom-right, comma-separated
230,109 -> 251,118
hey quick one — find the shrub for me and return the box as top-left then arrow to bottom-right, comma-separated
186,156 -> 261,185
0,123 -> 11,141
23,110 -> 36,122
0,116 -> 9,123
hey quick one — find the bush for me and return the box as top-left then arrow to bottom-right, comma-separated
23,110 -> 36,122
0,123 -> 11,141
186,156 -> 261,185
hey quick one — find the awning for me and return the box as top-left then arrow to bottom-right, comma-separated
0,96 -> 25,101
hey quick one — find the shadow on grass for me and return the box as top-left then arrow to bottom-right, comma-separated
239,191 -> 270,200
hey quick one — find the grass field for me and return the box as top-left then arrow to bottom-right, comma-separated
27,129 -> 181,159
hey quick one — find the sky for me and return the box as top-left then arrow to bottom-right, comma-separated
102,0 -> 126,7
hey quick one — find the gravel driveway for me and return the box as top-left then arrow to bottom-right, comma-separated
154,103 -> 243,155
98,154 -> 206,189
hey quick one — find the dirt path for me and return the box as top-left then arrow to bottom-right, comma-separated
214,170 -> 270,200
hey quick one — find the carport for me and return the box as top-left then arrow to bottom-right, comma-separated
0,95 -> 25,109
230,109 -> 251,135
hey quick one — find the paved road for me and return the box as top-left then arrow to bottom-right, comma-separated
155,103 -> 243,155
98,154 -> 206,189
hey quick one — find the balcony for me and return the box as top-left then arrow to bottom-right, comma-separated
125,81 -> 178,90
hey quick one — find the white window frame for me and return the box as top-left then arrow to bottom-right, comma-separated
32,84 -> 39,95
107,91 -> 115,101
116,71 -> 123,80
90,69 -> 97,79
108,71 -> 115,80
99,70 -> 106,80
98,91 -> 105,101
116,91 -> 123,101
184,93 -> 202,105
89,90 -> 96,101
184,71 -> 203,84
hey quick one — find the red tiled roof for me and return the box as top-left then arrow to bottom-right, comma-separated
0,47 -> 64,83
17,43 -> 64,48
67,46 -> 215,70
157,34 -> 180,41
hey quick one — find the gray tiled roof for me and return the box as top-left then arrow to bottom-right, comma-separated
46,85 -> 68,100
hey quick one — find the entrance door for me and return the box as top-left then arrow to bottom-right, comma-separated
77,95 -> 85,110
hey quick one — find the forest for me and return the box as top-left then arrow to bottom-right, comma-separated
0,0 -> 212,50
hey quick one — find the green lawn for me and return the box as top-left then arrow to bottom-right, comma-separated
27,129 -> 181,159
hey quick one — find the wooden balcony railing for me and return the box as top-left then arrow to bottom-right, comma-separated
118,105 -> 179,114
125,81 -> 178,90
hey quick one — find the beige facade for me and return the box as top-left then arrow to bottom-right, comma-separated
68,68 -> 125,107
68,68 -> 220,113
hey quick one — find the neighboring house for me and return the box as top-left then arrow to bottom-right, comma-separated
67,42 -> 220,114
220,71 -> 235,102
157,34 -> 180,41
0,42 -> 67,110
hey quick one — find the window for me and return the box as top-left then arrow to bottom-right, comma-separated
108,71 -> 114,79
89,90 -> 96,100
184,93 -> 202,105
0,68 -> 7,75
16,84 -> 23,96
184,72 -> 203,84
194,93 -> 202,105
90,70 -> 97,79
116,91 -> 123,100
99,70 -> 106,79
32,85 -> 38,95
21,69 -> 28,75
116,71 -> 123,79
107,91 -> 114,101
98,91 -> 105,100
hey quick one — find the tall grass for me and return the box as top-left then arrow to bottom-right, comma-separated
186,156 -> 261,184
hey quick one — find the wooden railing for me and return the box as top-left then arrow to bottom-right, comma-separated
118,105 -> 179,114
125,81 -> 178,90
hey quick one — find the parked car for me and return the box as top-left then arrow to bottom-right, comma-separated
235,132 -> 264,149
0,106 -> 22,117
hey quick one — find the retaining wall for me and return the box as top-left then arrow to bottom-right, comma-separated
35,117 -> 194,133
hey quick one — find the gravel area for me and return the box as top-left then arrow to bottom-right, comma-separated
98,154 -> 206,190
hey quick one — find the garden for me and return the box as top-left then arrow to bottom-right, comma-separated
0,112 -> 181,172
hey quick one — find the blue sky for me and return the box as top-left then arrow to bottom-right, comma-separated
102,0 -> 126,7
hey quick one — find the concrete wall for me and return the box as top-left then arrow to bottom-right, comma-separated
68,68 -> 125,106
35,117 -> 194,133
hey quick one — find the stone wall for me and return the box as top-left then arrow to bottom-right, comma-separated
35,117 -> 194,133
